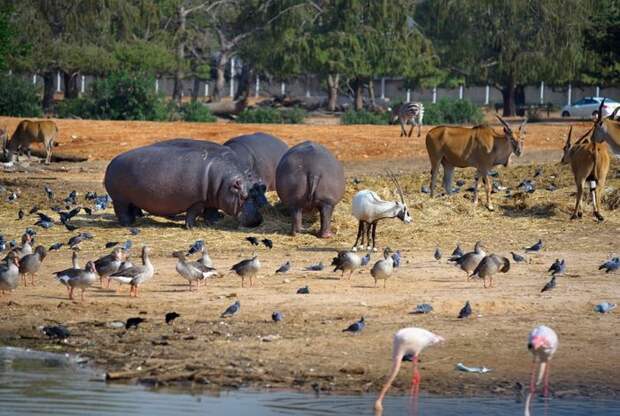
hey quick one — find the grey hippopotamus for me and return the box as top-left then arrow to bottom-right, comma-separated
223,132 -> 289,192
276,141 -> 345,238
104,139 -> 264,229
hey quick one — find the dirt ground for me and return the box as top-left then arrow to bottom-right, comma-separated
0,117 -> 619,401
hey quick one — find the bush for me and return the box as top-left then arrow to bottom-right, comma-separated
0,74 -> 42,117
179,101 -> 217,122
236,106 -> 307,124
423,98 -> 483,125
57,71 -> 168,121
341,109 -> 390,125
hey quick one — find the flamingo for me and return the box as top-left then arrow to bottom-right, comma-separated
528,325 -> 558,397
374,327 -> 444,411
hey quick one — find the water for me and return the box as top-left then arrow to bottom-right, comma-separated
1,347 -> 619,416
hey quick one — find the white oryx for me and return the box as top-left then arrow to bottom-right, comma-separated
351,171 -> 411,252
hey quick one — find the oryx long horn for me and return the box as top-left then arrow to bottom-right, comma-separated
385,169 -> 405,204
495,114 -> 512,131
610,106 -> 620,120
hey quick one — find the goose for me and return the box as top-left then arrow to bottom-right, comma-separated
370,248 -> 394,288
173,251 -> 219,291
331,251 -> 362,279
468,254 -> 510,288
450,241 -> 486,275
108,246 -> 154,297
0,253 -> 20,294
230,256 -> 260,288
18,245 -> 47,286
54,261 -> 97,301
94,247 -> 125,288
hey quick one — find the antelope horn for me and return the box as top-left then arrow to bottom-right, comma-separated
495,114 -> 512,131
596,98 -> 606,122
520,118 -> 528,130
385,169 -> 405,204
609,106 -> 620,120
575,126 -> 594,144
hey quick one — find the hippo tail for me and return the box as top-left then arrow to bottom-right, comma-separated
307,174 -> 320,203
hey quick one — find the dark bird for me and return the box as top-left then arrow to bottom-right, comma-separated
165,312 -> 180,325
35,219 -> 54,229
488,170 -> 499,178
391,250 -> 402,268
412,304 -> 433,314
63,222 -> 78,232
25,228 -> 37,237
44,185 -> 54,200
83,207 -> 93,216
272,311 -> 283,322
541,276 -> 556,293
518,179 -> 536,193
420,185 -> 431,194
129,227 -> 140,235
458,301 -> 472,319
49,242 -> 63,251
434,246 -> 442,261
548,259 -> 566,276
79,232 -> 94,240
352,177 -> 362,185
94,195 -> 111,210
452,244 -> 464,258
246,236 -> 259,246
524,239 -> 543,253
343,317 -> 365,333
125,317 -> 146,329
68,235 -> 83,248
456,179 -> 466,187
275,261 -> 291,274
105,241 -> 119,249
7,192 -> 17,202
59,207 -> 81,223
304,262 -> 323,271
297,285 -> 310,294
221,300 -> 240,318
18,209 -> 24,220
29,206 -> 39,214
42,325 -> 70,339
37,212 -> 54,223
188,239 -> 204,255
360,253 -> 371,266
534,167 -> 543,178
402,353 -> 415,362
85,191 -> 97,200
64,190 -> 78,205
261,238 -> 273,249
599,257 -> 620,273
511,252 -> 526,263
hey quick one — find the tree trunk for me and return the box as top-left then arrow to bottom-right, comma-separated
63,72 -> 79,99
42,72 -> 55,113
501,78 -> 516,117
191,77 -> 200,102
368,80 -> 376,109
172,6 -> 186,103
327,73 -> 339,111
213,52 -> 230,102
354,78 -> 364,111
234,64 -> 252,106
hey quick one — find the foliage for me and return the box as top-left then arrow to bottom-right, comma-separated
0,74 -> 43,117
179,101 -> 217,122
580,0 -> 620,85
236,106 -> 307,124
422,99 -> 483,125
341,109 -> 390,125
57,72 -> 169,121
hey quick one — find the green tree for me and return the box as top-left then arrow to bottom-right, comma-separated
580,0 -> 619,86
416,0 -> 590,116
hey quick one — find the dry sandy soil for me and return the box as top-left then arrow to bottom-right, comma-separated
0,117 -> 619,401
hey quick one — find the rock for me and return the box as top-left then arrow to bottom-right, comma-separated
261,334 -> 281,342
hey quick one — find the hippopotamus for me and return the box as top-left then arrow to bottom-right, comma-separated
104,139 -> 264,229
276,141 -> 345,238
223,132 -> 289,192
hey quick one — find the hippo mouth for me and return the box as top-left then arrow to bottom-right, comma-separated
238,198 -> 263,227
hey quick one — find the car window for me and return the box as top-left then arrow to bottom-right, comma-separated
583,99 -> 597,105
573,98 -> 587,106
603,97 -> 618,104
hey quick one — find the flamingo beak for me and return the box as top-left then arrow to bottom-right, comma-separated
435,335 -> 446,345
530,336 -> 544,350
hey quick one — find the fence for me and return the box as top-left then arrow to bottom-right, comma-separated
25,72 -> 620,108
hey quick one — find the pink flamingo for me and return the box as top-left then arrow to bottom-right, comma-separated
374,327 -> 445,411
528,325 -> 558,397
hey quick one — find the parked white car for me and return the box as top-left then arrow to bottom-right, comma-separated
561,97 -> 620,119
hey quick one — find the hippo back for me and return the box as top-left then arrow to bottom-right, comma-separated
224,132 -> 288,191
276,141 -> 345,209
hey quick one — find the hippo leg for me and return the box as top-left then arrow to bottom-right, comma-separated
203,208 -> 223,225
185,202 -> 205,229
290,207 -> 303,236
113,200 -> 136,226
318,204 -> 334,238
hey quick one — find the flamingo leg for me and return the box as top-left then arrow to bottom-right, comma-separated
542,363 -> 550,397
410,356 -> 421,395
375,354 -> 404,411
529,359 -> 538,395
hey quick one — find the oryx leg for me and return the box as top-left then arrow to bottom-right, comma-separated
352,221 -> 364,251
365,221 -> 372,251
370,221 -> 378,252
442,162 -> 455,195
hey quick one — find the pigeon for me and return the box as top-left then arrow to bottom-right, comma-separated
42,325 -> 70,339
48,242 -> 63,251
434,246 -> 442,261
34,210 -> 53,222
489,170 -> 499,177
511,252 -> 526,263
18,209 -> 24,220
44,185 -> 54,200
8,192 -> 18,202
261,238 -> 273,249
541,276 -> 556,293
79,232 -> 94,240
420,185 -> 431,194
548,259 -> 566,276
64,190 -> 78,205
246,236 -> 259,246
35,219 -> 54,229
188,240 -> 204,255
123,240 -> 133,251
83,207 -> 93,216
221,300 -> 240,318
105,241 -> 119,249
125,317 -> 146,329
534,167 -> 543,177
458,301 -> 472,319
594,302 -> 616,314
452,244 -> 464,258
84,191 -> 97,200
129,227 -> 140,235
518,179 -> 536,193
599,257 -> 619,273
29,206 -> 39,214
412,304 -> 433,314
360,253 -> 371,266
94,195 -> 111,210
524,239 -> 543,253
68,235 -> 83,248
456,179 -> 466,187
59,207 -> 80,223
272,311 -> 283,322
391,250 -> 402,268
304,262 -> 323,271
343,317 -> 365,333
352,177 -> 362,185
275,261 -> 291,274
63,221 -> 78,231
25,228 -> 37,237
165,312 -> 181,324
296,285 -> 310,294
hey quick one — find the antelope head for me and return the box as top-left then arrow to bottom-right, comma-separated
592,98 -> 620,143
386,169 -> 411,224
496,115 -> 526,157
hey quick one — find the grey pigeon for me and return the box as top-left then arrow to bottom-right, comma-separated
391,250 -> 402,268
304,262 -> 323,271
272,311 -> 283,322
524,239 -> 543,252
511,252 -> 526,263
458,301 -> 472,319
452,244 -> 464,258
420,185 -> 431,194
548,259 -> 566,276
297,285 -> 310,294
275,261 -> 290,274
221,300 -> 240,318
343,317 -> 365,333
42,325 -> 70,339
413,304 -> 433,314
434,246 -> 442,261
594,302 -> 616,314
599,257 -> 619,273
188,239 -> 204,255
361,253 -> 371,266
541,276 -> 556,293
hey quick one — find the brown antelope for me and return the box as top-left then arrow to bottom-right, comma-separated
560,126 -> 610,221
6,120 -> 58,164
591,100 -> 620,155
0,125 -> 8,160
425,115 -> 526,210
